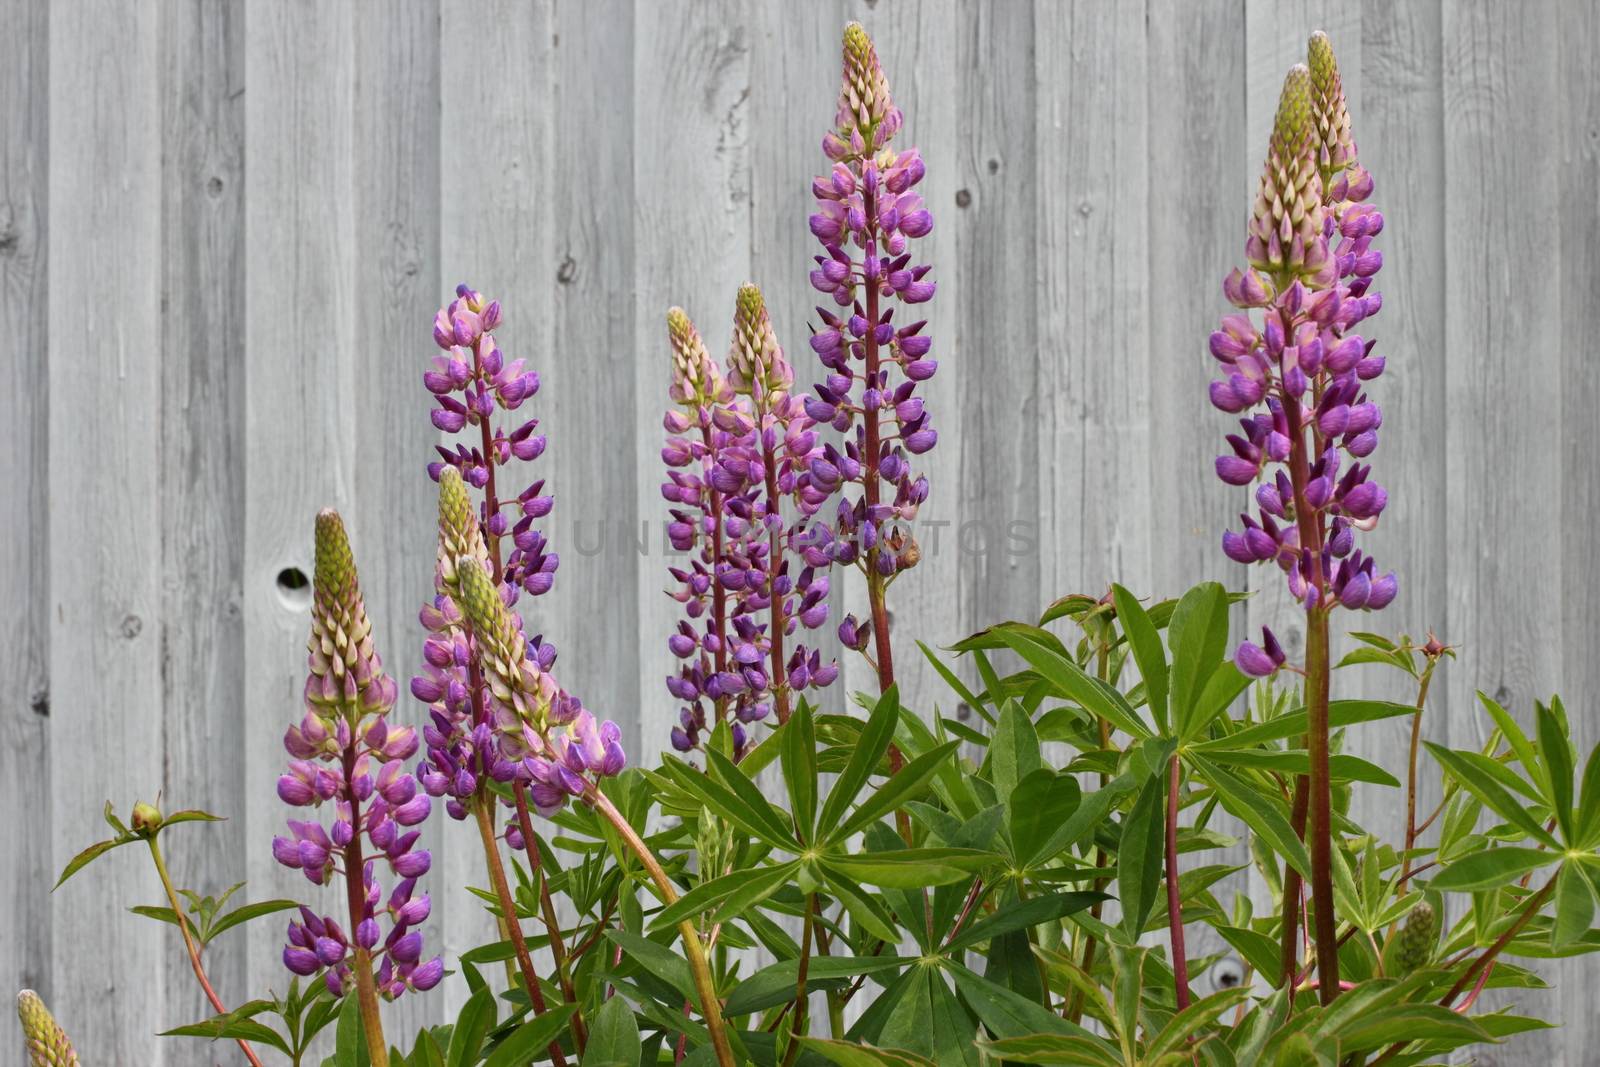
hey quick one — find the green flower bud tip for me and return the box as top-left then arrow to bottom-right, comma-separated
667,307 -> 725,410
131,800 -> 163,835
1308,31 -> 1356,179
435,467 -> 488,596
306,509 -> 396,717
17,991 -> 79,1067
1246,64 -> 1332,288
1394,900 -> 1437,975
728,283 -> 793,404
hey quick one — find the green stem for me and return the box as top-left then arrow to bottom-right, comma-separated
1395,664 -> 1436,897
147,838 -> 266,1067
1164,754 -> 1191,1010
513,783 -> 588,1054
1067,640 -> 1113,1023
472,798 -> 569,1067
586,786 -> 736,1067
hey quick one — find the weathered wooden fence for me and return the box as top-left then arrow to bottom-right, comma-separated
3,0 -> 1597,1061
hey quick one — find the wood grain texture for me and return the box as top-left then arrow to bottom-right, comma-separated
151,2 -> 251,1057
46,0 -> 166,1060
10,2 -> 1600,1059
242,0 -> 360,1046
0,0 -> 49,1059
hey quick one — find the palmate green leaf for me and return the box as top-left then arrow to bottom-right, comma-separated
1009,769 -> 1081,865
945,891 -> 1101,955
1578,740 -> 1600,848
1188,754 -> 1311,877
918,640 -> 994,725
1431,847 -> 1555,892
1425,743 -> 1561,848
974,1034 -> 1124,1066
658,757 -> 793,847
481,1005 -> 578,1067
53,835 -> 136,889
1144,987 -> 1251,1059
1552,861 -> 1597,948
443,986 -> 495,1067
704,747 -> 798,844
991,700 -> 1043,801
160,1014 -> 292,1057
334,991 -> 370,1067
648,861 -> 798,932
1118,772 -> 1165,940
1477,691 -> 1540,778
726,955 -> 909,1016
581,996 -> 642,1067
832,741 -> 960,843
783,702 -> 819,844
1214,923 -> 1281,979
1193,698 -> 1415,752
818,685 -> 902,837
823,870 -> 901,944
1031,772 -> 1138,863
1111,584 -> 1169,733
945,961 -> 1096,1041
1332,1003 -> 1492,1052
1166,581 -> 1229,737
929,970 -> 983,1067
823,847 -> 989,890
1536,701 -> 1576,843
162,808 -> 226,827
1183,662 -> 1251,743
1201,747 -> 1400,787
205,898 -> 299,944
605,929 -> 697,1003
798,1038 -> 936,1066
130,904 -> 181,926
992,628 -> 1151,741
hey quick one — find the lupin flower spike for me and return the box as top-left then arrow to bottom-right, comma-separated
275,511 -> 439,1004
17,991 -> 78,1067
806,21 -> 935,690
427,284 -> 557,598
1212,35 -> 1393,640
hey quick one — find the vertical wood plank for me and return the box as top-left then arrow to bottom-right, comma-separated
1555,0 -> 1600,1056
1036,1 -> 1151,599
353,0 -> 442,1036
437,0 -> 556,1005
549,0 -> 638,768
243,0 -> 358,1024
632,0 -> 753,756
47,1 -> 167,1060
1148,0 -> 1248,603
1441,0 -> 1564,1051
0,0 -> 50,1057
157,0 -> 249,1037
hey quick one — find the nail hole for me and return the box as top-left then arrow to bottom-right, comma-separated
276,566 -> 311,610
1211,956 -> 1245,990
954,189 -> 972,209
207,176 -> 224,197
986,157 -> 1000,174
120,614 -> 143,639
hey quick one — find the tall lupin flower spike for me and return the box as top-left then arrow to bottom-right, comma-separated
806,22 -> 934,693
1209,34 -> 1386,1007
274,512 -> 438,1065
17,992 -> 78,1067
428,284 -> 556,597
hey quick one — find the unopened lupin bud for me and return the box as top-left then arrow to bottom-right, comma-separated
667,308 -> 725,409
1307,31 -> 1357,182
728,284 -> 793,404
455,557 -> 554,730
17,991 -> 79,1067
1247,65 -> 1333,288
131,800 -> 164,835
1393,900 -> 1436,975
306,511 -> 396,718
828,23 -> 903,160
435,467 -> 489,597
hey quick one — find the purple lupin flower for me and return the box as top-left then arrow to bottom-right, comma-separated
1210,49 -> 1393,665
427,284 -> 556,598
274,511 -> 439,1000
805,23 -> 933,685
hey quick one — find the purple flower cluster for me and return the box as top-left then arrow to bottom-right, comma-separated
274,510 -> 440,997
427,284 -> 556,598
804,23 -> 935,652
1209,45 -> 1393,677
661,292 -> 837,756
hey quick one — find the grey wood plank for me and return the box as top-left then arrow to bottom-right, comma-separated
46,1 -> 167,1060
1554,0 -> 1600,1056
1146,0 -> 1255,988
548,0 -> 640,772
1148,0 -> 1249,604
436,0 -> 558,1010
1441,0 -> 1567,1053
155,0 -> 250,1050
242,0 -> 362,1047
353,0 -> 443,1040
1036,0 -> 1152,599
0,0 -> 50,1058
632,0 -> 753,758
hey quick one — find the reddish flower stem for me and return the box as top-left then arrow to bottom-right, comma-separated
513,784 -> 587,1055
700,423 -> 731,725
763,446 -> 792,725
340,745 -> 390,1067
